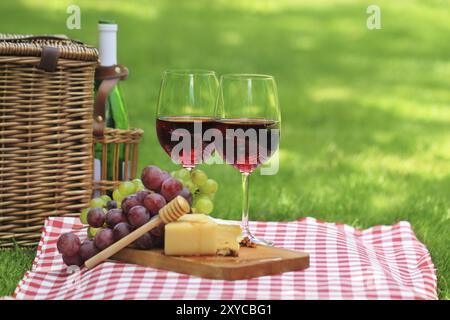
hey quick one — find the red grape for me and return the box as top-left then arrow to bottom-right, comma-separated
94,228 -> 114,250
159,171 -> 171,191
113,222 -> 133,241
135,190 -> 150,203
57,233 -> 81,257
160,178 -> 183,202
62,253 -> 83,266
128,205 -> 150,227
105,208 -> 127,228
79,239 -> 100,262
178,187 -> 193,205
143,193 -> 166,216
121,195 -> 140,214
141,165 -> 166,191
152,234 -> 164,248
134,232 -> 154,249
106,200 -> 117,210
87,207 -> 105,228
150,225 -> 165,248
150,225 -> 165,238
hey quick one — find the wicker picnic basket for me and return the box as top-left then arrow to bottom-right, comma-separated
0,34 -> 98,247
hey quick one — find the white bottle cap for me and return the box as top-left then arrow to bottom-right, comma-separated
98,21 -> 117,66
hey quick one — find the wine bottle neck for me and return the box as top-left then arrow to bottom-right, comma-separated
98,22 -> 117,66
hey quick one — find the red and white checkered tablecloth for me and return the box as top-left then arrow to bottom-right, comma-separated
6,217 -> 437,300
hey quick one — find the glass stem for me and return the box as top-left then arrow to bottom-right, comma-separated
241,172 -> 251,236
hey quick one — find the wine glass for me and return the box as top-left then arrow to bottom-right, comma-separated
156,69 -> 219,170
214,74 -> 281,246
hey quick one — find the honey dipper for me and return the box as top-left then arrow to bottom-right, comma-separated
84,195 -> 190,269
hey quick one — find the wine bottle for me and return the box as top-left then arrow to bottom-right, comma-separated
94,20 -> 130,192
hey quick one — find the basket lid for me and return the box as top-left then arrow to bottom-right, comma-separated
0,34 -> 98,62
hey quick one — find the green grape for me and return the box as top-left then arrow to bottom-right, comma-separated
193,194 -> 212,205
194,197 -> 213,214
199,179 -> 218,194
100,195 -> 112,205
132,178 -> 145,191
171,172 -> 186,185
113,189 -> 123,201
87,226 -> 99,238
178,168 -> 191,181
194,194 -> 210,202
90,197 -> 104,208
204,193 -> 215,200
172,170 -> 180,178
185,180 -> 198,194
173,177 -> 184,185
112,189 -> 124,205
80,208 -> 89,224
191,169 -> 208,187
118,181 -> 136,196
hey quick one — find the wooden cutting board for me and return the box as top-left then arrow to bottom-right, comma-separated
112,246 -> 309,280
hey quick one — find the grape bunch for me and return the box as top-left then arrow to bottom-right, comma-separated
58,165 -> 208,266
171,168 -> 218,215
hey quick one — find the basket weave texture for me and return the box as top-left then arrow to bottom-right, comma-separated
0,34 -> 98,247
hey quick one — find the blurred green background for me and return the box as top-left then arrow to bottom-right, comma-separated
0,0 -> 449,298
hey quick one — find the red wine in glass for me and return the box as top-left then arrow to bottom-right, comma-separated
214,118 -> 280,173
156,116 -> 216,169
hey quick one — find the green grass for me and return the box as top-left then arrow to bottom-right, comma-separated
0,247 -> 35,295
0,0 -> 449,299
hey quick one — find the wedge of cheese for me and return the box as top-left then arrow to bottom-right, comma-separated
164,214 -> 242,256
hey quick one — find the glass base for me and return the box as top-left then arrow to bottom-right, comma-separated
242,229 -> 274,246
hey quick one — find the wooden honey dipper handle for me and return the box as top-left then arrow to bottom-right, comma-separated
84,195 -> 190,269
